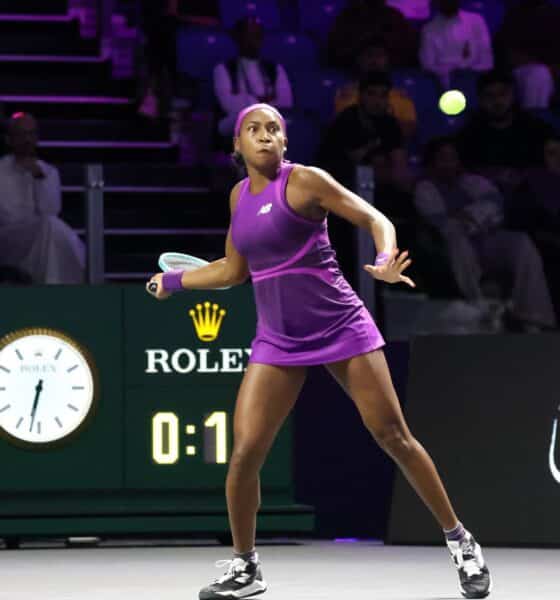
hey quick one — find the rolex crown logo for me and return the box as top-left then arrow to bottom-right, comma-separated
189,301 -> 227,342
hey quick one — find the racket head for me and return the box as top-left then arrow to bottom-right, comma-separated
157,252 -> 231,290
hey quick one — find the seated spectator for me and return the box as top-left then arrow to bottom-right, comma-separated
495,0 -> 559,109
0,113 -> 85,284
318,71 -> 413,217
327,0 -> 418,69
334,38 -> 417,138
213,16 -> 293,147
415,137 -> 556,331
516,136 -> 560,229
420,0 -> 493,89
457,70 -> 553,192
138,0 -> 219,119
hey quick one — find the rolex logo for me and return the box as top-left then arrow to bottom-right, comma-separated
189,302 -> 226,342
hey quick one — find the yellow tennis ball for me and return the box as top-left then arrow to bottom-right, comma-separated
439,90 -> 467,116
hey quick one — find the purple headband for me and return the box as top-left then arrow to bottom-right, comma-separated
234,103 -> 286,137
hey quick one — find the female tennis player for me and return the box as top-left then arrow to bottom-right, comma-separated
146,103 -> 491,600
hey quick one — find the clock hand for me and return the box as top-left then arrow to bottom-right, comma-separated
29,379 -> 44,432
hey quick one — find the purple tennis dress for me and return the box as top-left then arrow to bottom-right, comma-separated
230,163 -> 385,366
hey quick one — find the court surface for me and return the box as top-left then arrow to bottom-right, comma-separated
1,539 -> 557,599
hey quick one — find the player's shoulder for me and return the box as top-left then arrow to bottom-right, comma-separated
289,164 -> 332,189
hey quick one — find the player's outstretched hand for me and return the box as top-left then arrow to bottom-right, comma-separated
146,273 -> 172,300
364,248 -> 416,288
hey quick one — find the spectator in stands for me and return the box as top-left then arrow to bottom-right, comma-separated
495,0 -> 559,109
213,16 -> 293,144
0,113 -> 85,284
327,0 -> 418,69
335,38 -> 417,138
457,70 -> 553,191
415,137 -> 556,332
318,71 -> 413,217
512,135 -> 560,232
420,0 -> 493,89
138,0 -> 220,118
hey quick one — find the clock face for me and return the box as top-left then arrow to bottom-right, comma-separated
0,328 -> 98,448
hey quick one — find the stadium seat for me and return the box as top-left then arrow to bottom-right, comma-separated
261,32 -> 318,71
177,29 -> 237,78
449,69 -> 479,110
461,0 -> 505,33
283,111 -> 322,164
220,0 -> 281,30
392,69 -> 442,113
298,0 -> 347,37
291,69 -> 347,123
416,108 -> 467,147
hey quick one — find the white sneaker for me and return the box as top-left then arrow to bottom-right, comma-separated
447,531 -> 492,598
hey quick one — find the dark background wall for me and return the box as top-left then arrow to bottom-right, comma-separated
294,342 -> 410,539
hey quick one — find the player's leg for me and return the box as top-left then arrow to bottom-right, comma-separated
200,362 -> 306,600
325,349 -> 491,599
227,362 -> 306,552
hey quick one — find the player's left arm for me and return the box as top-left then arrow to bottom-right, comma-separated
296,165 -> 415,287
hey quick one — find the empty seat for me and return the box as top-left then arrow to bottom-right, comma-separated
461,0 -> 505,33
416,108 -> 467,147
177,29 -> 237,78
449,69 -> 480,110
283,111 -> 322,164
292,69 -> 347,123
392,69 -> 441,113
261,32 -> 318,71
298,0 -> 347,37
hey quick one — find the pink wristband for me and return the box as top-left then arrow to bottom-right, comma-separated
375,252 -> 390,266
161,270 -> 184,292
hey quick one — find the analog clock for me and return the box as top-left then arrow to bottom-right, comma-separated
0,328 -> 98,449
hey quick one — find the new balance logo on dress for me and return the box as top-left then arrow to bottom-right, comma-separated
257,203 -> 272,216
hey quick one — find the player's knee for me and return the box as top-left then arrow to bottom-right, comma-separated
228,445 -> 265,477
374,423 -> 412,458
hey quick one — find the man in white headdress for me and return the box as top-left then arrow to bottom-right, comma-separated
0,113 -> 85,284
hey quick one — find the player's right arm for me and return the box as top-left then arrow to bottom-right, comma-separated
171,182 -> 249,291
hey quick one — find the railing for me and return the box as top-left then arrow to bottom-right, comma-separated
80,164 -> 377,306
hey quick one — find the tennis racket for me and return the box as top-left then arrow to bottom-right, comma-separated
148,252 -> 231,293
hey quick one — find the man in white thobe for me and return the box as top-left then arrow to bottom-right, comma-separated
213,16 -> 293,140
420,0 -> 493,88
0,113 -> 85,284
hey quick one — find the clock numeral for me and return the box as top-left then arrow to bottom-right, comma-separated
0,366 -> 10,373
72,386 -> 85,390
16,417 -> 23,429
67,404 -> 79,412
37,421 -> 41,435
0,404 -> 11,413
15,349 -> 23,361
67,365 -> 78,373
0,387 -> 6,391
54,349 -> 62,360
55,417 -> 63,428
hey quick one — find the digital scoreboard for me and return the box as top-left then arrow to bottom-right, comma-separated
0,285 -> 313,542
